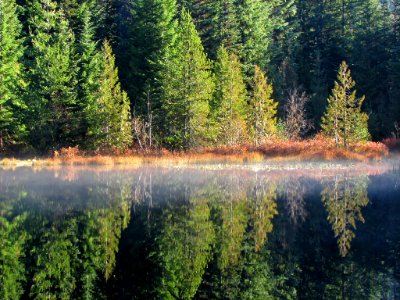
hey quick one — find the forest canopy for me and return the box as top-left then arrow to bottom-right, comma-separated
0,0 -> 399,152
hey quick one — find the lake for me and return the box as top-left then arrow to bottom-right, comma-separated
0,162 -> 399,299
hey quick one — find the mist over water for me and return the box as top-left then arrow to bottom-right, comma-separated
0,162 -> 399,299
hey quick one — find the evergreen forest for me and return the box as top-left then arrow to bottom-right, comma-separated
1,0 -> 400,152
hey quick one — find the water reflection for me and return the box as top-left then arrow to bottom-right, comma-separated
0,166 -> 399,299
321,175 -> 369,257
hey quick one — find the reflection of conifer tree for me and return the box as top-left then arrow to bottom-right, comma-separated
0,202 -> 28,299
78,211 -> 104,299
217,197 -> 248,270
151,196 -> 215,299
98,186 -> 131,281
30,219 -> 80,299
321,175 -> 369,257
248,176 -> 278,252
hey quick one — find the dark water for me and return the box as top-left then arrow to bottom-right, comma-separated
0,164 -> 399,299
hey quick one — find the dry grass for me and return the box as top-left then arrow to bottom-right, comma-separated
0,138 -> 391,168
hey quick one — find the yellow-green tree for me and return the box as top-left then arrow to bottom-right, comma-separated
213,46 -> 248,145
91,40 -> 133,150
160,9 -> 214,149
321,61 -> 370,148
249,66 -> 278,145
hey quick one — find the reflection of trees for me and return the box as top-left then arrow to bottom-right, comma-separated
321,175 -> 369,257
282,177 -> 307,225
30,219 -> 80,299
151,195 -> 215,300
0,201 -> 28,300
2,168 -> 399,299
0,176 -> 132,299
249,176 -> 278,252
194,175 -> 293,299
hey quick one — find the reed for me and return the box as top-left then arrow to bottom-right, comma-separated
0,138 -> 390,168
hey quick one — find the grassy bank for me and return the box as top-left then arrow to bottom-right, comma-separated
0,137 -> 395,168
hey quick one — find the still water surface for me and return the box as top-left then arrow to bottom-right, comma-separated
0,163 -> 399,299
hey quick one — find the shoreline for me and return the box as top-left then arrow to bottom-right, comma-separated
0,139 -> 396,169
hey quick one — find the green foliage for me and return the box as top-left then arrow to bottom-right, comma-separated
213,46 -> 248,145
121,0 -> 177,106
92,40 -> 133,150
160,9 -> 214,149
321,61 -> 370,148
0,210 -> 28,300
0,0 -> 26,149
75,2 -> 102,149
237,0 -> 271,77
1,0 -> 399,150
209,0 -> 241,57
25,0 -> 79,151
249,65 -> 278,145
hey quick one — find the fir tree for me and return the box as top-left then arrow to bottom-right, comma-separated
121,0 -> 177,104
321,61 -> 370,148
213,46 -> 248,146
75,2 -> 102,148
249,65 -> 278,145
237,0 -> 270,78
0,0 -> 25,149
120,0 -> 178,147
160,9 -> 214,149
25,0 -> 78,151
93,40 -> 132,150
349,0 -> 392,138
209,0 -> 241,58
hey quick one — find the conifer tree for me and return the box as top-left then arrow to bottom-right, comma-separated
121,0 -> 177,106
93,40 -> 132,150
160,9 -> 214,149
0,0 -> 25,149
321,61 -> 370,148
121,0 -> 178,147
211,0 -> 241,57
213,46 -> 248,146
237,0 -> 270,77
25,0 -> 78,151
75,2 -> 102,148
249,66 -> 278,145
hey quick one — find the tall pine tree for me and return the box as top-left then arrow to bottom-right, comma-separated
160,9 -> 214,149
25,0 -> 78,151
0,0 -> 25,150
121,0 -> 177,103
75,1 -> 102,148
